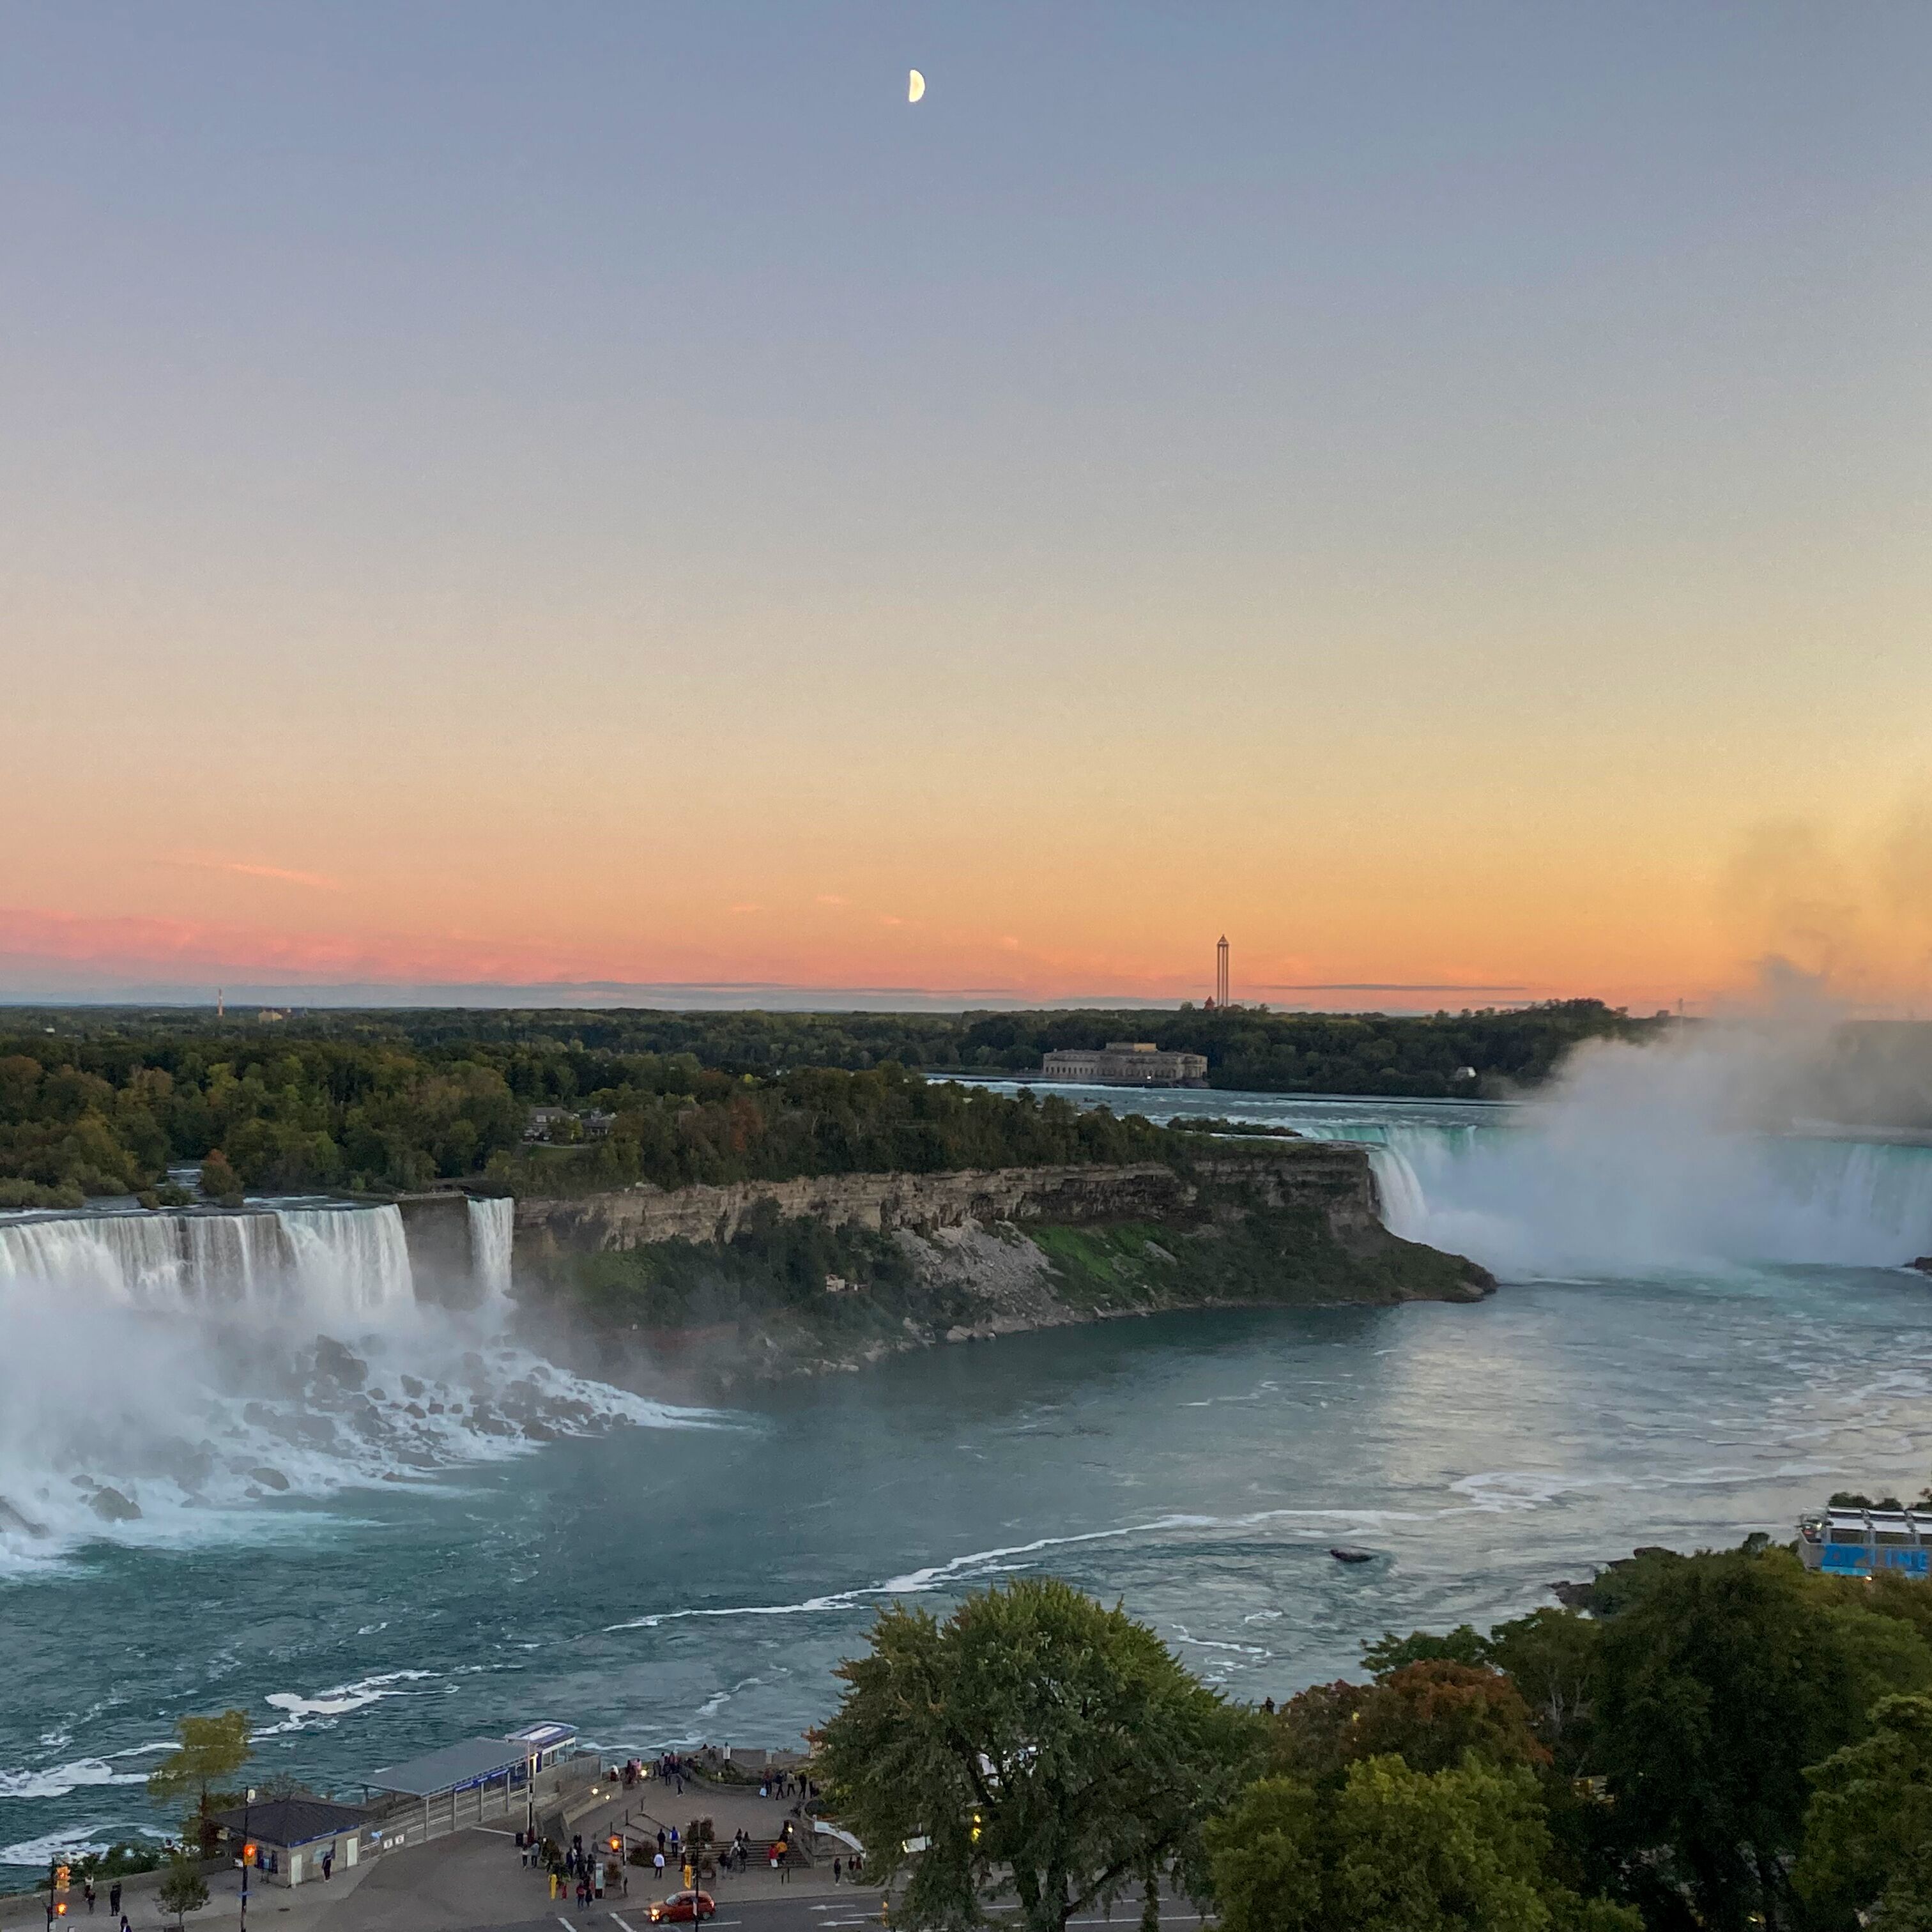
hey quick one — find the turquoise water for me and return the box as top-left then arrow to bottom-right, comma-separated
3,1089 -> 1931,1880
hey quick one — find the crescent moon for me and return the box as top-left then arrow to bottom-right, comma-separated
908,69 -> 925,103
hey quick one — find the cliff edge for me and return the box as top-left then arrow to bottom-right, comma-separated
509,1144 -> 1493,1390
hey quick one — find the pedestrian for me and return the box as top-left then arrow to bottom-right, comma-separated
118,1917 -> 130,1932
321,1850 -> 332,1882
657,1828 -> 666,1854
833,1858 -> 842,1885
108,1885 -> 121,1920
85,1880 -> 96,1914
653,1851 -> 665,1885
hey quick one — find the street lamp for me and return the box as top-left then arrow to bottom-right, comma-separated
240,1788 -> 256,1932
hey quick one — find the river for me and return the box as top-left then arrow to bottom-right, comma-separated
3,1070 -> 1930,1879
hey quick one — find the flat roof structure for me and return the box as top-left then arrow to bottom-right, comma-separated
210,1798 -> 370,1850
367,1723 -> 576,1800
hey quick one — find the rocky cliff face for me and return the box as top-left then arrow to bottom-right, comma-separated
510,1146 -> 1492,1389
512,1142 -> 1384,1257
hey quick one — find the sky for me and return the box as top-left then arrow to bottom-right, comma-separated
3,3 -> 1929,1013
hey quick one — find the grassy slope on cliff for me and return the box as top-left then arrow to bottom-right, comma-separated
1030,1209 -> 1485,1312
530,1178 -> 1489,1383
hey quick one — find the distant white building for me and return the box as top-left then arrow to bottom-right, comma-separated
1041,1041 -> 1209,1087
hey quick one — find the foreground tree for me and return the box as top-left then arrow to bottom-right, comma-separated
146,1710 -> 250,1854
1795,1693 -> 1932,1930
1208,1758 -> 1639,1932
157,1853 -> 209,1932
813,1577 -> 1266,1932
1595,1551 -> 1865,1930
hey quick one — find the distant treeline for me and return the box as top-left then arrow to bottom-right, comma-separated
18,994 -> 1913,1209
0,1023 -> 1180,1207
372,997 -> 1664,1094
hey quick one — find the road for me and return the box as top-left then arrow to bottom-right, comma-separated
487,1899 -> 1213,1932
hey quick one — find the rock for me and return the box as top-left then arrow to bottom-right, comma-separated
0,1496 -> 49,1538
249,1467 -> 291,1492
89,1487 -> 142,1522
311,1335 -> 368,1390
1909,1257 -> 1932,1275
401,1375 -> 425,1399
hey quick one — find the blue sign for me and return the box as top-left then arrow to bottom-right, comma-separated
1821,1544 -> 1929,1577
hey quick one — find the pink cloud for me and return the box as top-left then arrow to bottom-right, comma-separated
157,855 -> 341,890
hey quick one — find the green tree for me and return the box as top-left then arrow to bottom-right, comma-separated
1361,1625 -> 1491,1675
196,1149 -> 243,1204
1207,1759 -> 1641,1932
1595,1550 -> 1865,1931
1795,1693 -> 1932,1929
146,1710 -> 250,1853
814,1577 -> 1266,1932
1206,1775 -> 1327,1932
156,1853 -> 209,1931
1485,1609 -> 1602,1775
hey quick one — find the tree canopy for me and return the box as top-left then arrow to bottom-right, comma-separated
147,1710 -> 250,1850
813,1577 -> 1266,1932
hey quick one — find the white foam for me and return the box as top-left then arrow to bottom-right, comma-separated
259,1669 -> 441,1728
604,1506 -> 1429,1632
2,1828 -> 112,1867
0,1758 -> 150,1801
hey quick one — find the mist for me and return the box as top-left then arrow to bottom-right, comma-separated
1372,1017 -> 1932,1278
0,1204 -> 716,1572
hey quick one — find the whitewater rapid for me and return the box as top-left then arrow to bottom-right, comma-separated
0,1199 -> 717,1573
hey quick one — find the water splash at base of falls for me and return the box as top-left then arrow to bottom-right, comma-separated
0,1199 -> 714,1572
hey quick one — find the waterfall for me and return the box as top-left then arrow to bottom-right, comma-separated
0,1215 -> 190,1304
467,1197 -> 514,1300
181,1213 -> 291,1304
276,1206 -> 415,1317
1298,1115 -> 1932,1277
0,1204 -> 413,1312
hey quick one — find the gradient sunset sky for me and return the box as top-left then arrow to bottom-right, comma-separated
4,4 -> 1929,1011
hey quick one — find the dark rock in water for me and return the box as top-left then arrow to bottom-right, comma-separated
1550,1579 -> 1595,1611
401,1375 -> 425,1399
312,1335 -> 368,1390
1910,1256 -> 1932,1275
1330,1546 -> 1376,1564
0,1496 -> 49,1538
154,1439 -> 215,1489
89,1487 -> 142,1522
521,1420 -> 558,1443
249,1467 -> 291,1492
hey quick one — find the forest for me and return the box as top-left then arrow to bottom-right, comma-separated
0,1023 -> 1181,1207
12,995 -> 1876,1208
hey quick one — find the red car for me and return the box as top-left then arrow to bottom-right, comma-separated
648,1892 -> 716,1924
